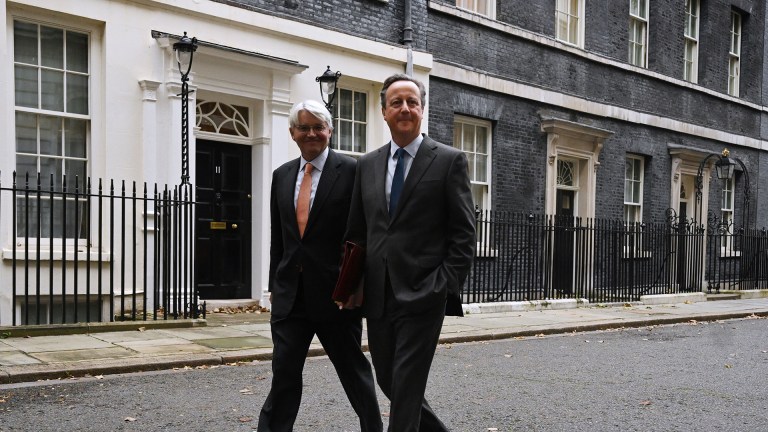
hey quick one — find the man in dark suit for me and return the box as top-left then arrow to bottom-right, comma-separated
345,75 -> 476,431
258,100 -> 382,432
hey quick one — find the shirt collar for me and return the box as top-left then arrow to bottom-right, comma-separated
390,134 -> 423,159
301,146 -> 329,171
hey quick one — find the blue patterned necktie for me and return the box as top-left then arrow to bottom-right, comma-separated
389,148 -> 406,216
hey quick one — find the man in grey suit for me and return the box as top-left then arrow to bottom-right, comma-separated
345,75 -> 476,431
258,100 -> 382,432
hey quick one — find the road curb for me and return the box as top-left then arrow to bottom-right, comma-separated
437,310 -> 768,345
3,309 -> 767,385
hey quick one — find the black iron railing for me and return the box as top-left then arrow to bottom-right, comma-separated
1,172 -> 200,326
464,209 -> 765,304
704,211 -> 768,292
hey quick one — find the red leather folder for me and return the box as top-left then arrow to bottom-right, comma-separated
332,241 -> 365,307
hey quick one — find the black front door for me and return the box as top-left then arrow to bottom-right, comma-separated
195,140 -> 252,299
553,189 -> 575,295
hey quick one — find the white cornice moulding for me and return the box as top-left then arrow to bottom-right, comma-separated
432,61 -> 766,151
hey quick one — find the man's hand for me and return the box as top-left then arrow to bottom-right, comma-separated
335,289 -> 363,310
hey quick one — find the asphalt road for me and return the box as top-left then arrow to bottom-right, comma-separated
1,317 -> 766,432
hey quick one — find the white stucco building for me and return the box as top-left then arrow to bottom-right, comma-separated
0,0 -> 431,325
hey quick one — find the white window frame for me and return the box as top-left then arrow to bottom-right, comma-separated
628,0 -> 649,67
11,16 -> 94,245
456,0 -> 496,19
728,11 -> 742,97
624,155 -> 644,224
624,155 -> 649,257
453,115 -> 491,211
333,85 -> 369,156
720,176 -> 737,255
556,0 -> 585,48
454,116 -> 492,255
684,0 -> 700,83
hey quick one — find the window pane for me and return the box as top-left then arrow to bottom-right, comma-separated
41,69 -> 64,111
463,124 -> 474,152
569,0 -> 579,15
624,181 -> 630,202
557,14 -> 568,41
354,92 -> 367,121
40,156 -> 62,187
353,123 -> 366,153
476,126 -> 487,154
471,183 -> 487,209
66,31 -> 89,72
338,121 -> 352,152
632,181 -> 641,202
14,65 -> 38,108
39,115 -> 62,156
14,21 -> 38,65
16,112 -> 37,153
466,152 -> 476,181
16,197 -> 38,238
16,155 -> 38,180
339,89 -> 352,120
453,124 -> 462,150
66,73 -> 89,114
65,118 -> 87,158
65,159 -> 87,190
632,159 -> 641,180
40,26 -> 64,69
569,16 -> 579,42
476,150 -> 487,182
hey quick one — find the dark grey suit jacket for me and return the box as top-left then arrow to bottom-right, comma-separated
346,135 -> 476,318
269,149 -> 357,321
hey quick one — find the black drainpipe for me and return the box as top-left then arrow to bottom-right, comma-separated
403,0 -> 414,76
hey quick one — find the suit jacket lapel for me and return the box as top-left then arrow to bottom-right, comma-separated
391,137 -> 436,221
304,149 -> 339,236
282,159 -> 301,237
373,146 -> 390,217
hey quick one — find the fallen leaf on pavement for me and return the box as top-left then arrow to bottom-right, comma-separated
238,416 -> 253,423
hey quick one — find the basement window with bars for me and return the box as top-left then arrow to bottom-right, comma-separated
13,19 -> 91,241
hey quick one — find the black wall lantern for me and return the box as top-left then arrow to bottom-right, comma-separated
695,148 -> 751,229
316,66 -> 342,115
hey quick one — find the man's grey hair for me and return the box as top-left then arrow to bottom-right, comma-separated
379,74 -> 427,109
289,100 -> 334,130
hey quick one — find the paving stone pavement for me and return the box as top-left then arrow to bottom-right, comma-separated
1,295 -> 768,384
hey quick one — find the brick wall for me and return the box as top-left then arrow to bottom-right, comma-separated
211,0 -> 424,49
